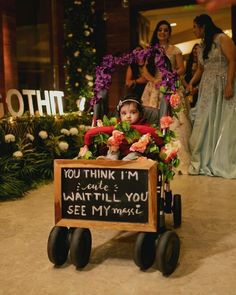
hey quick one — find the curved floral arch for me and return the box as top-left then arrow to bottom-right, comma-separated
90,45 -> 180,107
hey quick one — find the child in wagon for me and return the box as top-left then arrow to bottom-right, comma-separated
78,95 -> 163,160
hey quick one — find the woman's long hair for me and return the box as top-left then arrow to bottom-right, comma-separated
147,20 -> 172,75
185,43 -> 200,83
194,14 -> 223,60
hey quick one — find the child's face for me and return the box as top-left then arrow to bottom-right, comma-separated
120,102 -> 140,124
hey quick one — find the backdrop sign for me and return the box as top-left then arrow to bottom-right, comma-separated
54,159 -> 158,232
4,89 -> 64,117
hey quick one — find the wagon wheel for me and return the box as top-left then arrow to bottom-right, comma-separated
156,230 -> 180,276
70,228 -> 92,269
134,232 -> 156,270
47,226 -> 69,266
164,190 -> 172,213
172,194 -> 182,228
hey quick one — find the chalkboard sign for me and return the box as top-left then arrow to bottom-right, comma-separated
54,159 -> 157,232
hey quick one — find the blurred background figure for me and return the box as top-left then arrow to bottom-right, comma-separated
183,43 -> 201,108
197,0 -> 236,11
125,46 -> 148,100
141,20 -> 191,175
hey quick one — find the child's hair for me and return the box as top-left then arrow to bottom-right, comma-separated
116,95 -> 143,115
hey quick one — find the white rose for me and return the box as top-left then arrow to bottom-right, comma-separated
84,30 -> 90,36
69,127 -> 79,136
26,133 -> 34,141
13,151 -> 23,158
58,141 -> 69,152
5,134 -> 15,143
38,130 -> 48,139
60,128 -> 70,136
74,51 -> 80,57
85,74 -> 93,81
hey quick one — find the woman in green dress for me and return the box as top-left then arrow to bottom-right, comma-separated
188,14 -> 236,178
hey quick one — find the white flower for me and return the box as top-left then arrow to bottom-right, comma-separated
69,127 -> 79,136
91,1 -> 95,5
5,134 -> 15,143
13,151 -> 23,158
68,33 -> 73,38
84,30 -> 90,37
88,81 -> 93,87
84,24 -> 88,29
92,48 -> 96,53
74,51 -> 80,57
60,128 -> 70,136
58,141 -> 69,152
77,68 -> 82,72
85,74 -> 93,81
38,130 -> 48,139
75,82 -> 79,87
26,133 -> 34,141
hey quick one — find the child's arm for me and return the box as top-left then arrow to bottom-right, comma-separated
84,126 -> 115,145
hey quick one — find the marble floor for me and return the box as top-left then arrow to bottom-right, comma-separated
1,174 -> 236,295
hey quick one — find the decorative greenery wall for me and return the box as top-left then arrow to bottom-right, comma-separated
64,0 -> 97,112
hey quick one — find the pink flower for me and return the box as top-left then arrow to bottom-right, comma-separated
107,130 -> 124,146
112,130 -> 125,143
79,145 -> 89,157
107,130 -> 124,152
170,93 -> 181,109
160,116 -> 173,129
160,140 -> 181,163
130,133 -> 151,153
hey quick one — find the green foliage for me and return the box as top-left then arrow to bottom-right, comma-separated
64,0 -> 97,111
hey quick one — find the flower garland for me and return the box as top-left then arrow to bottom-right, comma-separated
77,115 -> 180,182
90,44 -> 181,114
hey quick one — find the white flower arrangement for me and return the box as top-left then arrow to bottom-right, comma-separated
69,127 -> 79,136
26,133 -> 34,142
38,130 -> 48,139
58,141 -> 69,152
61,128 -> 70,136
5,134 -> 15,143
13,151 -> 23,158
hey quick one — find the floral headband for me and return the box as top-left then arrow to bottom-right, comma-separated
117,99 -> 141,112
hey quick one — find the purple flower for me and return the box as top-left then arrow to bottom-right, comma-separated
90,45 -> 180,108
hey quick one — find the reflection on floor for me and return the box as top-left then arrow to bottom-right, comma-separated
0,174 -> 236,295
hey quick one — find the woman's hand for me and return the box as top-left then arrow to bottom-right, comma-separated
224,83 -> 234,99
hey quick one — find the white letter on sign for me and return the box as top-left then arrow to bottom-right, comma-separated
6,89 -> 24,117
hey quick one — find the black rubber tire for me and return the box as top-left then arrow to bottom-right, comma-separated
156,230 -> 180,276
173,194 -> 182,228
134,232 -> 156,270
47,226 -> 69,266
70,228 -> 92,269
165,190 -> 172,213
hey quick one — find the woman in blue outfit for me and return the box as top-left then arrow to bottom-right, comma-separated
188,14 -> 236,178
